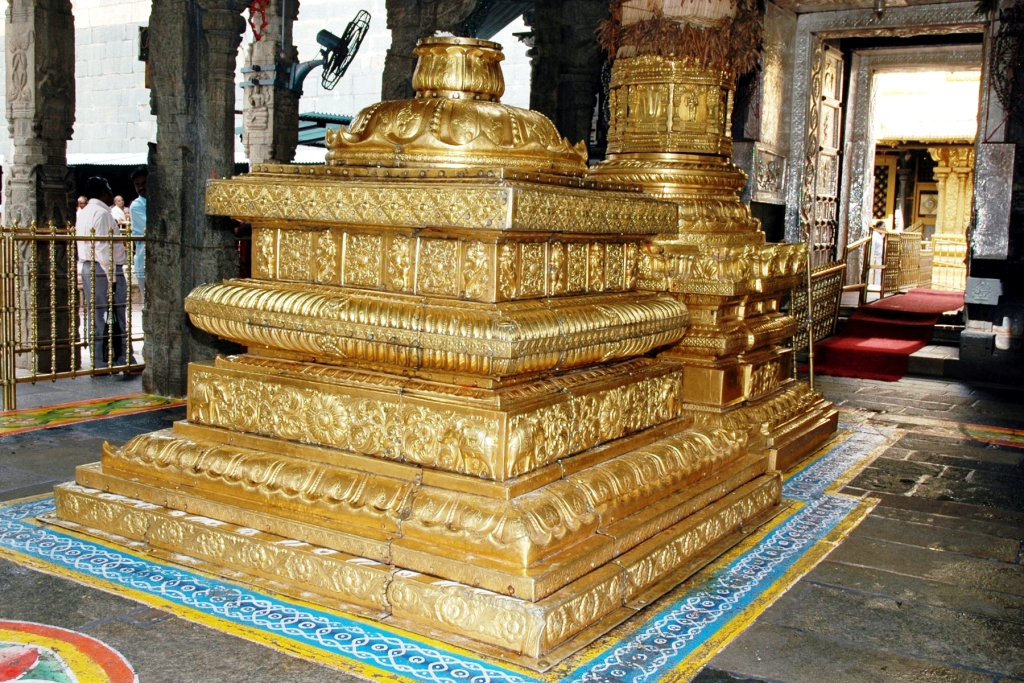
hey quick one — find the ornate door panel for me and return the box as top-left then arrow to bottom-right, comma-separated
800,41 -> 845,268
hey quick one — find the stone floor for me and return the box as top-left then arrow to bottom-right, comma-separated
1,373 -> 1022,682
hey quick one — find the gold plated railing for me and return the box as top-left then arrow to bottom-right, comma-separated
0,221 -> 145,410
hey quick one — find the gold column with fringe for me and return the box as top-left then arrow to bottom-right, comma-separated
589,53 -> 837,470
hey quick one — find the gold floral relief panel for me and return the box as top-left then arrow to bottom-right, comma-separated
417,239 -> 460,296
518,243 -> 546,297
344,233 -> 384,288
277,229 -> 312,282
567,243 -> 588,293
606,243 -> 625,291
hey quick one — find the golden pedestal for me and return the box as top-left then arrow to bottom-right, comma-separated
589,56 -> 837,471
51,38 -> 788,667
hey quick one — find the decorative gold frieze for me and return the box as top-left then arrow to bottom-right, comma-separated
255,226 -> 647,302
206,175 -> 677,237
186,356 -> 690,482
53,485 -> 394,613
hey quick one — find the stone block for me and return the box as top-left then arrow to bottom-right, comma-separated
960,331 -> 994,360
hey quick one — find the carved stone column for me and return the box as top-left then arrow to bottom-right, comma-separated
929,146 -> 974,292
146,0 -> 246,396
240,0 -> 300,164
382,0 -> 478,101
4,0 -> 76,373
529,0 -> 609,155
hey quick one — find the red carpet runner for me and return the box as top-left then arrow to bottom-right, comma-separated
814,289 -> 964,382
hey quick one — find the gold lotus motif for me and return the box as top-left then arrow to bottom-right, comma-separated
325,36 -> 588,176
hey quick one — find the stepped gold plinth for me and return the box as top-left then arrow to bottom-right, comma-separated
50,38 -> 788,668
589,55 -> 837,470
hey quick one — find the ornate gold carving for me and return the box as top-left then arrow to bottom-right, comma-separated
253,228 -> 276,279
102,431 -> 416,534
617,474 -> 781,600
314,229 -> 340,284
277,229 -> 311,281
385,235 -> 414,291
606,55 -> 735,157
417,239 -> 459,295
187,359 -> 690,482
324,37 -> 587,175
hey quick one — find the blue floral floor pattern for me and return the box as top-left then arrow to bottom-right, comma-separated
0,419 -> 896,683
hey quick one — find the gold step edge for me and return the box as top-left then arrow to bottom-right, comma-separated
103,422 -> 752,573
73,448 -> 766,600
171,414 -> 695,501
49,474 -> 781,665
74,462 -> 394,563
390,455 -> 768,599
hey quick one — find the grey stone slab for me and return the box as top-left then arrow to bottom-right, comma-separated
808,560 -> 1024,624
872,503 -> 1024,541
85,616 -> 363,683
897,436 -> 1024,467
827,536 -> 1024,596
0,557 -> 140,629
691,669 -> 773,683
912,477 -> 1024,513
772,583 -> 1024,677
709,621 -> 992,683
846,466 -> 932,496
0,463 -> 54,493
863,457 -> 947,478
852,515 -> 1021,562
871,492 -> 1024,530
0,435 -> 109,482
907,451 -> 1024,473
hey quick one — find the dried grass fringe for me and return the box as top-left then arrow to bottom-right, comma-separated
598,0 -> 763,79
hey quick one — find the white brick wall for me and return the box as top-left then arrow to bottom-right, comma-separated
0,1 -> 531,161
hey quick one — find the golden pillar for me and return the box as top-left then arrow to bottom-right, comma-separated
929,146 -> 974,292
589,1 -> 837,470
51,37 -> 785,667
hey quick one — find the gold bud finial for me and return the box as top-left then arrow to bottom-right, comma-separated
412,36 -> 505,102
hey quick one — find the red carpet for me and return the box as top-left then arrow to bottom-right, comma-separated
814,289 -> 964,381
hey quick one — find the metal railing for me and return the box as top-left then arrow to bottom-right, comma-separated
0,221 -> 145,410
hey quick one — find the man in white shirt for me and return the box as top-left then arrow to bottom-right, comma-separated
76,177 -> 133,370
110,195 -> 127,224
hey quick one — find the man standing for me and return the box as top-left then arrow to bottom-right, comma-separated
76,177 -> 132,370
129,167 -> 147,300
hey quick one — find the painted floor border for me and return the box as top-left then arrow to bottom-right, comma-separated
0,420 -> 900,683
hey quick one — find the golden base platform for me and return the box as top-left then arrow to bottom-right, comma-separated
50,36 -> 826,667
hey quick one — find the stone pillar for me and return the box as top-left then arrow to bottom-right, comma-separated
382,0 -> 479,101
529,0 -> 608,153
929,146 -> 974,292
146,0 -> 246,396
240,0 -> 300,164
4,0 -> 76,373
